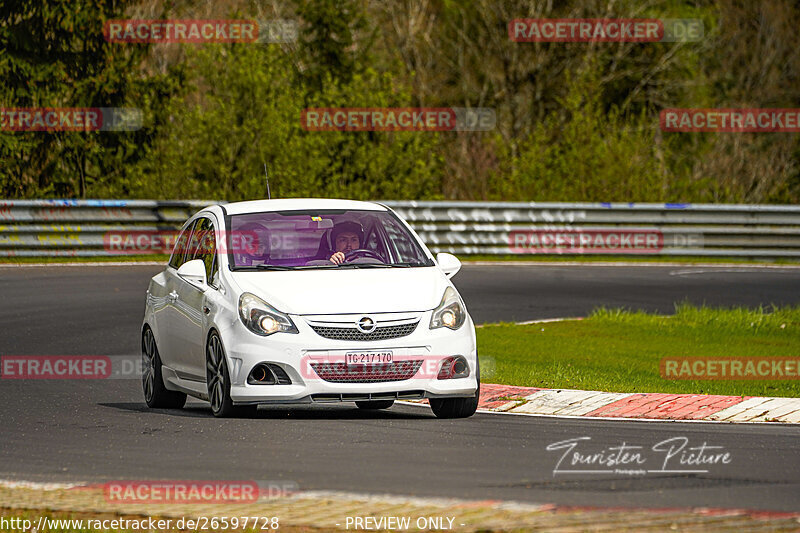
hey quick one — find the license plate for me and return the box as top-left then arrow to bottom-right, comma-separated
346,351 -> 393,366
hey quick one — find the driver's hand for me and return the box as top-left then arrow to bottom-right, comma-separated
330,251 -> 346,264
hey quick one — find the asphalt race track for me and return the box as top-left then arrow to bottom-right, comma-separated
3,263 -> 800,355
457,263 -> 800,323
0,263 -> 799,512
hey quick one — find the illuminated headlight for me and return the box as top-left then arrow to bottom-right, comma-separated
238,293 -> 298,336
429,287 -> 466,330
259,316 -> 279,334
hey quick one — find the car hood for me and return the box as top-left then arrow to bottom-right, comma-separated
229,267 -> 449,315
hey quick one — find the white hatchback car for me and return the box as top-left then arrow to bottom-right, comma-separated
142,199 -> 479,418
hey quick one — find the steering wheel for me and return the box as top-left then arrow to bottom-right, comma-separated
344,249 -> 384,262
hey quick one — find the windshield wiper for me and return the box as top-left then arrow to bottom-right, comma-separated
388,262 -> 428,267
230,264 -> 294,271
343,264 -> 394,269
294,263 -> 392,270
291,263 -> 341,270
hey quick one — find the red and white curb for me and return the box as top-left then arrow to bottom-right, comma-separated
414,384 -> 800,423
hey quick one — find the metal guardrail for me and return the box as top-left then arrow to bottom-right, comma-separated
385,201 -> 800,258
1,199 -> 799,258
0,200 -> 211,257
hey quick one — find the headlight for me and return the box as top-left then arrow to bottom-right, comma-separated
238,293 -> 298,336
429,287 -> 466,330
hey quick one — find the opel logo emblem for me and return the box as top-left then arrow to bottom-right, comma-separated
356,316 -> 376,333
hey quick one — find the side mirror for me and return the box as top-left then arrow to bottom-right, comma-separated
436,252 -> 461,279
177,259 -> 208,288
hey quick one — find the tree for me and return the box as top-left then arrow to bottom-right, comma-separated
0,0 -> 181,197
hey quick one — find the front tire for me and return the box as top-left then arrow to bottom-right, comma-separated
355,400 -> 394,410
142,327 -> 187,409
430,359 -> 480,419
206,332 -> 258,418
429,395 -> 479,418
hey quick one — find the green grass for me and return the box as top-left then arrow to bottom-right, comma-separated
477,304 -> 800,397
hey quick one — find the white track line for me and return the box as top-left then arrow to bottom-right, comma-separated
0,479 -> 80,490
476,317 -> 584,328
669,268 -> 800,275
464,261 -> 800,269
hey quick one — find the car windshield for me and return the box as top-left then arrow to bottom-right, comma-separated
227,209 -> 434,270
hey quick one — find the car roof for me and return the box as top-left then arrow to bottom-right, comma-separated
219,198 -> 387,216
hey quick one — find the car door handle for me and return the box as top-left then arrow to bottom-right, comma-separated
168,290 -> 179,302
203,305 -> 212,315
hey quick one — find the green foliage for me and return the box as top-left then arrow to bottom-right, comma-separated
294,0 -> 368,92
0,0 -> 798,203
129,41 -> 443,201
490,66 -> 668,201
0,0 -> 182,198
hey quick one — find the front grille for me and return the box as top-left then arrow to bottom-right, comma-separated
310,321 -> 419,341
310,360 -> 423,383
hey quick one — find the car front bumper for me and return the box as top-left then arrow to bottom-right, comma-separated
220,311 -> 479,404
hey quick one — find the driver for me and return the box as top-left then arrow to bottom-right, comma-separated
328,221 -> 364,264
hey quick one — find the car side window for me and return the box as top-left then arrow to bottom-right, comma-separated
168,221 -> 195,269
188,217 -> 217,284
363,224 -> 386,256
384,217 -> 426,263
209,248 -> 219,287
